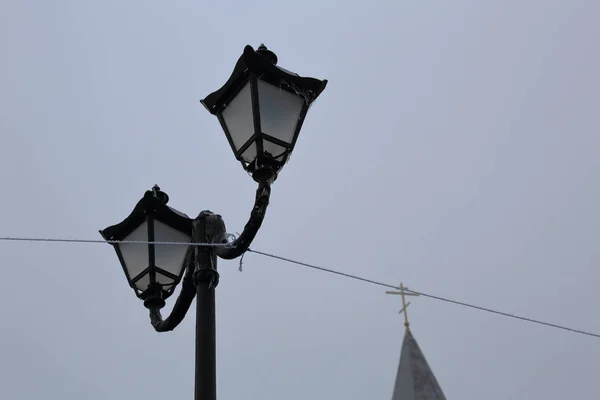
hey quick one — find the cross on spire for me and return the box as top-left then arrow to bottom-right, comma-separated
386,283 -> 420,329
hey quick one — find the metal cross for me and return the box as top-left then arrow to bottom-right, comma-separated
386,283 -> 420,329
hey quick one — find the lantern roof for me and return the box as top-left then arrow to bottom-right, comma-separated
100,186 -> 193,242
200,44 -> 328,116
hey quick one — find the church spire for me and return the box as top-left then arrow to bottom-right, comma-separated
386,284 -> 447,400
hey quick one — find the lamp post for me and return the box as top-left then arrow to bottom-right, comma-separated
100,44 -> 327,400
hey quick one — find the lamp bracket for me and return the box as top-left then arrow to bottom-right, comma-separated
193,268 -> 220,289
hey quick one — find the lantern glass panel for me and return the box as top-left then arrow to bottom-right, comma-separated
134,274 -> 151,292
119,223 -> 148,282
119,220 -> 191,291
257,79 -> 304,145
221,81 -> 254,152
241,142 -> 257,163
133,272 -> 176,292
153,220 -> 191,277
263,140 -> 287,160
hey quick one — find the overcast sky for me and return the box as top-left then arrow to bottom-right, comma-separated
1,1 -> 600,399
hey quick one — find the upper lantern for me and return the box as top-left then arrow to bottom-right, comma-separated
99,186 -> 193,308
201,44 -> 327,182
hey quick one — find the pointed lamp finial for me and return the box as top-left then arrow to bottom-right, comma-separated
256,43 -> 278,65
150,184 -> 169,204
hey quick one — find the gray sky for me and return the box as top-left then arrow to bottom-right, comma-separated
1,1 -> 599,399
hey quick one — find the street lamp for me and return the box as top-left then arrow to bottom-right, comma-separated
99,185 -> 193,309
100,44 -> 327,400
201,44 -> 328,183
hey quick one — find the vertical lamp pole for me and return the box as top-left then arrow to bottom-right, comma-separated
192,212 -> 223,400
100,44 -> 327,400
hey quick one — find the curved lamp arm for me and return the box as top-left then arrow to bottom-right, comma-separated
146,181 -> 271,331
216,182 -> 271,260
148,256 -> 196,332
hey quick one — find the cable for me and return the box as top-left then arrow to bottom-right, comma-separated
248,248 -> 600,339
1,235 -> 599,339
0,236 -> 227,247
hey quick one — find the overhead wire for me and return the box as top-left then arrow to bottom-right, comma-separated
247,248 -> 600,339
1,235 -> 599,339
0,236 -> 227,247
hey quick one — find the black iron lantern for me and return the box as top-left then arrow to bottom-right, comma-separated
99,185 -> 194,308
201,44 -> 328,182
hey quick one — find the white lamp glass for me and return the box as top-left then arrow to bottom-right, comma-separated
153,220 -> 191,277
221,82 -> 254,152
119,220 -> 191,291
257,79 -> 304,144
119,223 -> 148,283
